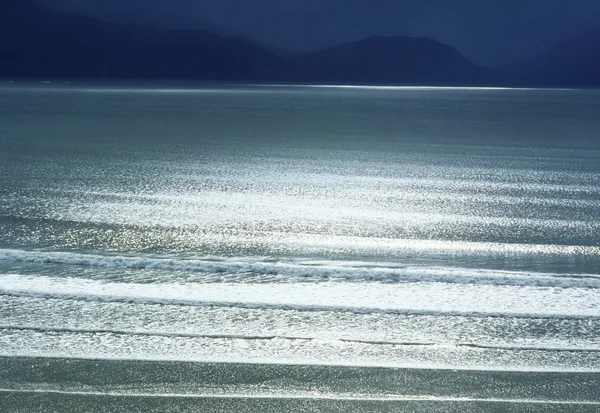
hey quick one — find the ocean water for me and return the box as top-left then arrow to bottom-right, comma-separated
1,83 -> 600,412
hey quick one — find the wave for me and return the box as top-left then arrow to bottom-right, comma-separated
2,274 -> 599,320
2,325 -> 598,353
1,248 -> 599,289
48,186 -> 600,208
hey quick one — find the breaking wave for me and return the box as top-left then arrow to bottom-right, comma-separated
0,248 -> 598,289
1,274 -> 599,320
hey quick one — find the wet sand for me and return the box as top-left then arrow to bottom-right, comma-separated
1,357 -> 599,412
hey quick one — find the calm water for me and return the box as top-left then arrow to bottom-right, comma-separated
1,83 -> 600,411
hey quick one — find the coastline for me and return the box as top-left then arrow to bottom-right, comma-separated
1,357 -> 599,401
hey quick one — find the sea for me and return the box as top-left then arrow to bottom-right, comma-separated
0,82 -> 599,412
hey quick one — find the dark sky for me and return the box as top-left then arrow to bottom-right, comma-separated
47,0 -> 600,66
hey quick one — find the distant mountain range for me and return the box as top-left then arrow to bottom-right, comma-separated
495,26 -> 600,87
1,1 -> 598,86
293,36 -> 487,85
0,1 -> 289,80
54,3 -> 299,58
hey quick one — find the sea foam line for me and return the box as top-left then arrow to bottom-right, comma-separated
3,354 -> 600,374
0,248 -> 598,289
1,325 -> 598,353
0,388 -> 598,405
1,274 -> 599,320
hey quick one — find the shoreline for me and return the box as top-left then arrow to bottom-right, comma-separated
1,357 -> 599,412
1,357 -> 598,401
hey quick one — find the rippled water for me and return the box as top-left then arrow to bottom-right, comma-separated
1,83 -> 600,410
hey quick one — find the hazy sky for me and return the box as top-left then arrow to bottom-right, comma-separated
47,0 -> 600,65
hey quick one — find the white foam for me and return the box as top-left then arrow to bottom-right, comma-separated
1,273 -> 599,319
1,388 -> 598,405
0,249 -> 598,289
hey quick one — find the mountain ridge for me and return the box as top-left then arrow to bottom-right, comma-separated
0,1 -> 289,80
1,2 -> 599,87
44,2 -> 299,58
495,25 -> 600,87
293,35 -> 488,85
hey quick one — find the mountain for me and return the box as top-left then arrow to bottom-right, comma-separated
3,1 -> 599,87
0,1 -> 289,80
0,2 -> 497,85
496,26 -> 600,87
135,12 -> 299,59
90,8 -> 243,37
45,3 -> 298,59
292,36 -> 488,85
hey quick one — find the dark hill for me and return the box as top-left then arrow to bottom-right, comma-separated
496,26 -> 600,87
47,4 -> 298,59
292,36 -> 487,85
0,1 -> 289,80
11,2 -> 598,87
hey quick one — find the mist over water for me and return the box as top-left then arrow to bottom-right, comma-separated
1,83 -> 600,410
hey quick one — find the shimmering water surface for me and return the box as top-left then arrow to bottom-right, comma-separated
1,83 -> 600,411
